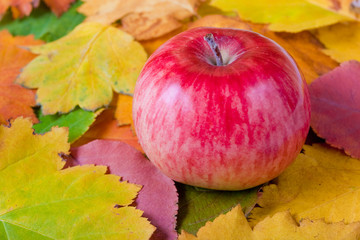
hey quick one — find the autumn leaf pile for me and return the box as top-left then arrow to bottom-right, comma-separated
0,0 -> 360,239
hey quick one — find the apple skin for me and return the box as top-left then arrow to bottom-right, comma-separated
133,27 -> 311,190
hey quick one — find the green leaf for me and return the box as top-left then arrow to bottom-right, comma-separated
33,107 -> 100,143
176,183 -> 260,235
0,1 -> 85,42
0,118 -> 155,239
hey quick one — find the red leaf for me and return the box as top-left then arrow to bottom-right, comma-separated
71,140 -> 178,240
309,60 -> 360,158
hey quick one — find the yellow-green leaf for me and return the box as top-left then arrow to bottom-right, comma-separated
250,144 -> 360,227
314,22 -> 360,62
210,0 -> 350,32
0,118 -> 155,239
178,205 -> 360,240
16,22 -> 148,115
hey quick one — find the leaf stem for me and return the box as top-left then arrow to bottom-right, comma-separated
204,33 -> 224,66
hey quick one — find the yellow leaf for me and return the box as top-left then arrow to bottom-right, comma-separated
210,0 -> 350,32
78,0 -> 202,40
115,94 -> 133,126
0,118 -> 155,239
178,205 -> 254,240
250,144 -> 360,226
178,205 -> 360,240
306,0 -> 360,20
314,22 -> 360,62
253,211 -> 360,240
0,117 -> 69,178
16,22 -> 147,115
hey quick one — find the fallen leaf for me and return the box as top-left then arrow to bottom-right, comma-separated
0,0 -> 75,19
307,0 -> 360,20
250,144 -> 360,226
140,27 -> 185,55
309,61 -> 360,158
0,118 -> 155,239
210,0 -> 350,32
0,0 -> 35,18
71,140 -> 178,240
196,1 -> 237,17
17,22 -> 148,114
0,30 -> 42,124
314,22 -> 360,62
179,205 -> 360,240
115,94 -> 133,126
252,211 -> 360,240
189,15 -> 339,84
72,102 -> 143,152
78,0 -> 203,40
177,184 -> 259,235
33,107 -> 102,143
178,205 -> 251,240
0,1 -> 85,42
43,0 -> 75,16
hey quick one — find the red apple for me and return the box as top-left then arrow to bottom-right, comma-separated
133,27 -> 311,190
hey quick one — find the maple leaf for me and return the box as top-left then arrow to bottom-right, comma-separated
177,184 -> 259,235
178,205 -> 360,240
78,0 -> 203,40
314,22 -> 360,62
188,15 -> 339,84
0,30 -> 42,124
0,1 -> 85,42
71,140 -> 178,240
0,118 -> 155,239
210,0 -> 351,32
115,94 -> 133,126
16,22 -> 148,115
33,107 -> 102,143
250,144 -> 360,226
309,61 -> 360,159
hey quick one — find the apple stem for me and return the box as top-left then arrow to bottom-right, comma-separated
204,33 -> 224,66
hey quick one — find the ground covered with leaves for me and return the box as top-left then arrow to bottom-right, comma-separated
0,0 -> 359,239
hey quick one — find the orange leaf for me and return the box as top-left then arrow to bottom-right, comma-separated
1,0 -> 36,18
115,94 -> 133,126
43,0 -> 75,16
72,106 -> 143,153
140,27 -> 184,55
1,0 -> 74,18
189,15 -> 339,84
0,30 -> 42,124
